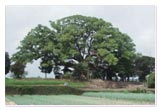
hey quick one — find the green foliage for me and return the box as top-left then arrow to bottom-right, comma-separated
5,78 -> 87,88
5,52 -> 10,75
12,15 -> 136,80
10,62 -> 26,79
147,73 -> 155,88
6,86 -> 83,95
134,55 -> 155,81
131,88 -> 147,93
73,61 -> 90,80
39,54 -> 54,78
62,72 -> 72,79
82,92 -> 155,103
16,86 -> 34,95
6,93 -> 154,105
97,49 -> 109,57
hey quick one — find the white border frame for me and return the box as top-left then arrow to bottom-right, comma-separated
1,0 -> 159,110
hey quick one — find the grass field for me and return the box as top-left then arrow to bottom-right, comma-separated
5,78 -> 87,88
6,92 -> 155,105
6,78 -> 155,105
83,92 -> 155,102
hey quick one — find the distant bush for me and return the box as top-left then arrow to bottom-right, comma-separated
147,73 -> 155,88
131,88 -> 147,93
6,86 -> 84,95
62,72 -> 72,79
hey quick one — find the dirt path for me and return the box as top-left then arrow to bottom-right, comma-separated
5,98 -> 16,105
87,79 -> 144,89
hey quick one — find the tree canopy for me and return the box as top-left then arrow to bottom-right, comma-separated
10,61 -> 26,79
12,15 -> 137,80
134,54 -> 155,81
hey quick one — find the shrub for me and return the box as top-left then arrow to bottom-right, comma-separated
62,72 -> 72,79
131,88 -> 147,93
147,73 -> 155,88
5,86 -> 84,95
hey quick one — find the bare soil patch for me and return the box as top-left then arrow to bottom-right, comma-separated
6,98 -> 16,105
86,79 -> 144,90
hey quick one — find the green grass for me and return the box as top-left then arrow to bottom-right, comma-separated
6,85 -> 83,95
82,92 -> 155,103
5,78 -> 87,88
6,93 -> 155,105
5,78 -> 155,105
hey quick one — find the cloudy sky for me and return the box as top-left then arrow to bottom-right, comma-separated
5,5 -> 155,78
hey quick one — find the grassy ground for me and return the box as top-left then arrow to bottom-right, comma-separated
5,78 -> 87,88
6,78 -> 154,93
6,78 -> 155,105
6,92 -> 155,105
82,92 -> 155,103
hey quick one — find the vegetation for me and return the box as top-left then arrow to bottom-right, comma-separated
11,15 -> 138,80
6,78 -> 155,105
5,15 -> 155,105
62,72 -> 72,79
134,54 -> 155,81
147,72 -> 155,88
82,92 -> 154,102
4,15 -> 154,81
6,92 -> 155,105
10,62 -> 26,79
5,52 -> 10,75
5,78 -> 87,87
6,86 -> 83,95
131,88 -> 147,93
39,54 -> 53,78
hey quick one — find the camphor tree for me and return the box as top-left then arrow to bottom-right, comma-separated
12,15 -> 136,80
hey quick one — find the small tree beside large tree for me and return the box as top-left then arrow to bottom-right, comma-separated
10,61 -> 26,79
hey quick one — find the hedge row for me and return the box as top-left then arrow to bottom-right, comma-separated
6,85 -> 84,95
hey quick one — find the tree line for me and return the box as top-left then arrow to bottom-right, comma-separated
5,15 -> 155,81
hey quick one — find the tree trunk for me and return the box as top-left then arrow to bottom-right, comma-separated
115,76 -> 118,82
127,76 -> 129,82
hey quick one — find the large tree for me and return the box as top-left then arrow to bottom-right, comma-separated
5,52 -> 11,75
12,15 -> 136,79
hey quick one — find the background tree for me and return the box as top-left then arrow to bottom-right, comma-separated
134,54 -> 155,81
10,61 -> 26,79
5,52 -> 11,75
147,72 -> 155,88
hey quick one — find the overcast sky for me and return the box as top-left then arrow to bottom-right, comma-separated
5,5 -> 155,78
